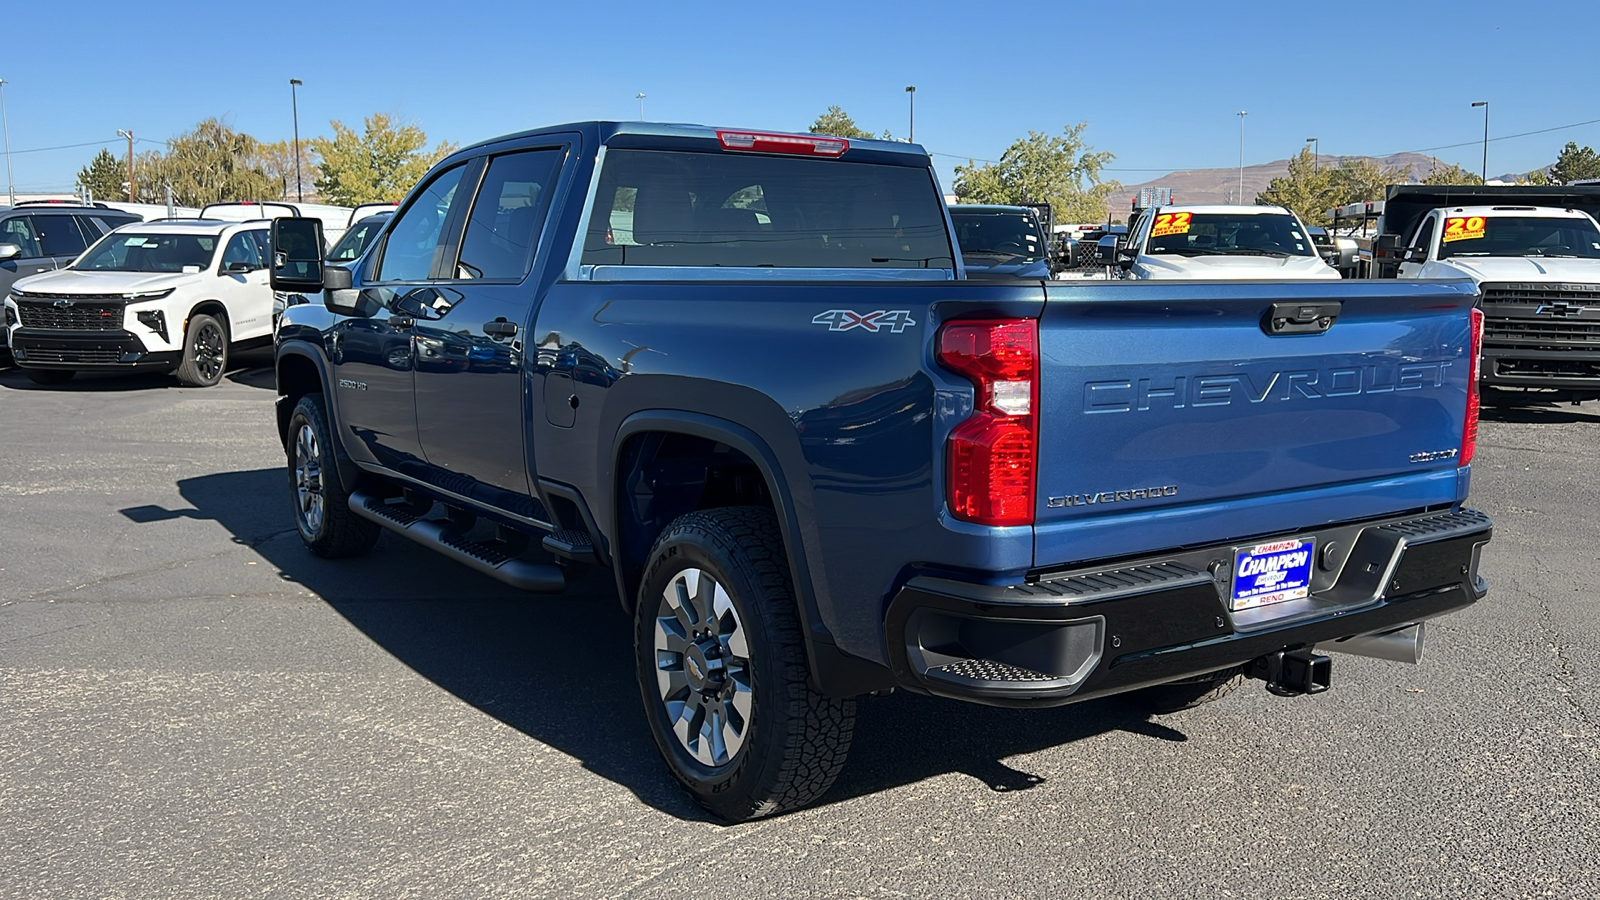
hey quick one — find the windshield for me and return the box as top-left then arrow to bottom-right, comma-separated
1144,212 -> 1315,257
327,218 -> 386,262
1436,215 -> 1600,260
75,232 -> 217,272
949,210 -> 1046,261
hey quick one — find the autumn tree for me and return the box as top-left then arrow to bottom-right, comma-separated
311,114 -> 457,206
75,148 -> 125,201
1257,147 -> 1338,225
1548,142 -> 1600,184
952,123 -> 1119,223
1415,159 -> 1484,186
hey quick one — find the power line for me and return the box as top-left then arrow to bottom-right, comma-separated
11,138 -> 122,156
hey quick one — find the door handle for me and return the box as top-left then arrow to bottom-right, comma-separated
483,319 -> 518,338
391,316 -> 415,330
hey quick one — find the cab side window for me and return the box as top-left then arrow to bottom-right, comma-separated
377,164 -> 469,282
1,216 -> 42,257
454,149 -> 564,281
1411,217 -> 1435,256
33,216 -> 91,258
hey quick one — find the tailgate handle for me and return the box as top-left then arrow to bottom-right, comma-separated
1263,301 -> 1341,336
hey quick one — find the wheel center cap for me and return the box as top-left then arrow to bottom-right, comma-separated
684,640 -> 725,692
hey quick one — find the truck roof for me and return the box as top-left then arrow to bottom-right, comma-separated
1380,184 -> 1600,242
1150,204 -> 1293,215
1434,204 -> 1592,219
459,121 -> 933,164
114,219 -> 262,235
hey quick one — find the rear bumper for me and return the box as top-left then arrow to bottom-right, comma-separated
10,328 -> 179,371
884,508 -> 1492,707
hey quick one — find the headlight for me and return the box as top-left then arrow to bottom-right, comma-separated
123,288 -> 175,301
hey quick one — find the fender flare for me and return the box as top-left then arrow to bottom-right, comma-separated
611,410 -> 894,697
275,342 -> 363,490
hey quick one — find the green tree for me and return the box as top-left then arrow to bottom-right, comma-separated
254,139 -> 318,200
808,106 -> 878,140
311,113 -> 458,206
1415,159 -> 1483,186
1256,147 -> 1338,225
143,118 -> 282,206
952,123 -> 1120,223
1548,142 -> 1600,184
75,148 -> 126,201
1319,157 -> 1405,205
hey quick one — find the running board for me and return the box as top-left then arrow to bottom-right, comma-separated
350,491 -> 566,593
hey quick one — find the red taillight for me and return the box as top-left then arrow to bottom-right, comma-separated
716,130 -> 848,157
939,319 -> 1038,526
1461,306 -> 1483,466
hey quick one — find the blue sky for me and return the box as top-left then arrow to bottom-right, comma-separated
3,0 -> 1596,197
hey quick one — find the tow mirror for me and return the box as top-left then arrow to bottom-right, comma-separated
0,242 -> 21,262
1373,234 -> 1403,253
1115,247 -> 1137,269
269,217 -> 326,291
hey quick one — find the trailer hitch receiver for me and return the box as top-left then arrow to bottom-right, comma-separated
1249,649 -> 1332,697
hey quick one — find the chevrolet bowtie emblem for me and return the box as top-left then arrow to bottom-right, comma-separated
52,298 -> 74,308
1535,301 -> 1586,317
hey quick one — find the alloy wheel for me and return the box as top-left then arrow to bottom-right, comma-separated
652,567 -> 753,767
293,423 -> 324,536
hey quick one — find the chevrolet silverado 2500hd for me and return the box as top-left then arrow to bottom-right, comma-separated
267,122 -> 1493,821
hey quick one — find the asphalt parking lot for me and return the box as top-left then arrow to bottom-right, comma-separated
1,357 -> 1596,900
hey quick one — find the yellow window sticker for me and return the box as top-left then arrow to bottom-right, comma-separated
1442,216 -> 1487,243
1151,212 -> 1192,238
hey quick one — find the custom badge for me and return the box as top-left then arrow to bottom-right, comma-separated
811,309 -> 916,333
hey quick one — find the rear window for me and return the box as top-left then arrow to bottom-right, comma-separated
581,149 -> 954,269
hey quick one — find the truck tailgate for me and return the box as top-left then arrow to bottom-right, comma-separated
1033,279 -> 1479,568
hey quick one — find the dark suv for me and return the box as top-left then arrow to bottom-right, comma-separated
1,204 -> 141,355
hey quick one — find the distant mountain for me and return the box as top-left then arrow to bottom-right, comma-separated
1103,152 -> 1448,220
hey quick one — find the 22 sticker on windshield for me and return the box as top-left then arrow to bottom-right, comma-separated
1150,212 -> 1192,238
1442,216 -> 1487,243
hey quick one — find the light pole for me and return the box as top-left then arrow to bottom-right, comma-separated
0,78 -> 14,207
1471,101 -> 1489,183
1236,111 -> 1248,204
636,93 -> 646,120
1306,136 -> 1319,173
289,78 -> 303,203
116,129 -> 134,201
905,85 -> 916,143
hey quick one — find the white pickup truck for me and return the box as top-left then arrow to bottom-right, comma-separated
1116,204 -> 1340,280
1394,204 -> 1600,401
5,219 -> 276,386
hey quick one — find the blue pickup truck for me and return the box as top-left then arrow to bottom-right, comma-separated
267,122 -> 1493,821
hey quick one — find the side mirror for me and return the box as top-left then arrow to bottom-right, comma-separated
0,242 -> 21,262
1115,247 -> 1137,269
1373,234 -> 1403,253
225,260 -> 256,274
1403,247 -> 1429,262
269,217 -> 326,291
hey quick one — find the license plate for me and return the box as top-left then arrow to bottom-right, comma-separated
1230,538 -> 1315,611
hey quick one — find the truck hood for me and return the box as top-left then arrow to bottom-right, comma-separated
1433,256 -> 1600,284
12,269 -> 201,296
1137,254 -> 1340,281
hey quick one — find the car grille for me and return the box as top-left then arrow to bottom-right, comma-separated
15,298 -> 126,331
1480,282 -> 1600,307
1485,320 -> 1600,343
22,346 -> 125,364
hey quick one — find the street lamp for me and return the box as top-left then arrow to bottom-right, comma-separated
906,86 -> 916,144
116,129 -> 134,201
289,79 -> 303,203
0,78 -> 14,207
1471,101 -> 1489,183
1236,111 -> 1248,204
1306,136 -> 1319,173
636,93 -> 646,120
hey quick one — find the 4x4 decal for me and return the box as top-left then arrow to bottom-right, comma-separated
811,309 -> 916,333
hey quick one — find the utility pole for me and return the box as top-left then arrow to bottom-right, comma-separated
0,78 -> 15,207
289,79 -> 303,203
906,85 -> 916,143
116,129 -> 134,201
1306,136 -> 1319,173
1236,111 -> 1248,204
636,93 -> 646,120
1471,101 -> 1489,183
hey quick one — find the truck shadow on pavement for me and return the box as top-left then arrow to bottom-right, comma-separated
0,348 -> 274,392
1480,400 -> 1600,425
125,467 -> 1189,822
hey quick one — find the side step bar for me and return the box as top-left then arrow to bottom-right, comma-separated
350,491 -> 566,593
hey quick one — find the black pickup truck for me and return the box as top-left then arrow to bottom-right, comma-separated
267,122 -> 1492,820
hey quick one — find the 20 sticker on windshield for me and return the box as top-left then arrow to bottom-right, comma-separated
1231,539 -> 1315,611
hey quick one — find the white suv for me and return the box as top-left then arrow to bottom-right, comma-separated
4,219 -> 275,386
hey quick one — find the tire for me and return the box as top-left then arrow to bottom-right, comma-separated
24,369 -> 75,385
285,393 -> 380,558
635,507 -> 855,821
175,313 -> 228,387
1128,667 -> 1246,714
